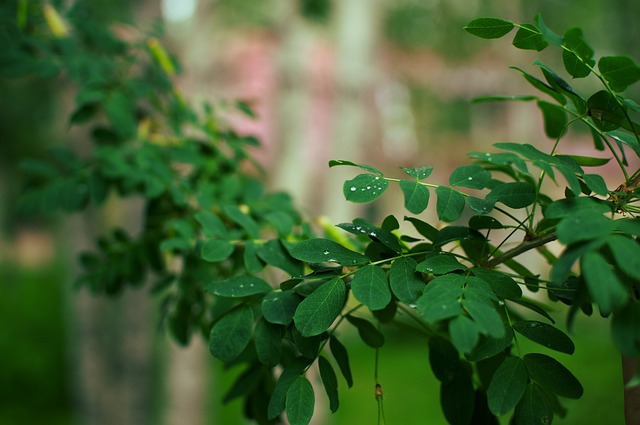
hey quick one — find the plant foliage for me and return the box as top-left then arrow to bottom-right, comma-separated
6,3 -> 640,424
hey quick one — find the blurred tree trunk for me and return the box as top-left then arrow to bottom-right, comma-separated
322,0 -> 384,223
67,200 -> 154,425
624,357 -> 640,424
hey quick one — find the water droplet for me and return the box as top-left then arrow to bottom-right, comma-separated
323,250 -> 330,255
367,186 -> 371,190
370,232 -> 377,237
468,177 -> 473,180
350,186 -> 357,192
239,284 -> 244,288
249,283 -> 254,287
375,176 -> 380,180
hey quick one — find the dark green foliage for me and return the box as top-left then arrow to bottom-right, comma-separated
11,5 -> 640,425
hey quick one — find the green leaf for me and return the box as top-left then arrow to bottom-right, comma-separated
200,239 -> 234,262
441,366 -> 475,425
562,28 -> 594,78
262,291 -> 302,325
468,269 -> 515,303
416,253 -> 468,274
568,155 -> 611,167
428,337 -> 461,384
581,252 -> 629,316
510,66 -> 565,105
537,100 -> 567,138
416,274 -> 464,323
338,222 -> 402,254
401,165 -> 433,180
544,197 -> 611,219
258,240 -> 304,276
222,205 -> 261,239
205,275 -> 272,298
329,159 -> 383,175
268,357 -> 310,419
512,321 -> 574,354
289,238 -> 369,266
254,318 -> 283,367
464,18 -> 515,39
466,197 -> 496,214
611,302 -> 640,357
599,56 -> 640,92
582,174 -> 609,195
329,336 -> 353,387
524,353 -> 583,399
343,174 -> 388,203
399,180 -> 430,214
486,182 -> 536,208
607,130 -> 640,157
222,363 -> 263,404
514,383 -> 553,425
286,376 -> 315,425
346,315 -> 385,348
243,241 -> 265,273
450,164 -> 492,189
350,265 -> 392,311
195,210 -> 228,238
405,217 -> 438,240
487,356 -> 528,416
463,298 -> 505,338
436,186 -> 465,222
209,306 -> 254,362
588,90 -> 627,132
534,14 -> 563,46
472,95 -> 538,103
512,24 -> 548,51
608,235 -> 640,280
467,327 -> 514,362
318,356 -> 340,413
293,277 -> 346,336
104,91 -> 137,138
449,315 -> 479,354
389,257 -> 425,304
469,215 -> 504,230
556,212 -> 612,245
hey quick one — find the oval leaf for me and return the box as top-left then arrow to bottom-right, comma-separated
449,315 -> 479,354
344,174 -> 388,203
450,164 -> 492,189
262,291 -> 302,325
318,356 -> 340,413
205,275 -> 272,298
350,265 -> 392,310
399,180 -> 430,214
254,318 -> 283,367
486,182 -> 536,209
389,257 -> 425,304
416,252 -> 468,275
464,18 -> 514,39
209,306 -> 254,362
581,251 -> 628,316
289,239 -> 369,266
330,336 -> 353,387
487,356 -> 528,416
514,383 -> 553,425
201,239 -> 234,262
524,353 -> 583,399
286,376 -> 315,425
346,315 -> 385,348
293,277 -> 346,336
401,165 -> 433,180
436,186 -> 465,222
512,321 -> 574,354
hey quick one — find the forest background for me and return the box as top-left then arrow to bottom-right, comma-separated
1,0 -> 639,424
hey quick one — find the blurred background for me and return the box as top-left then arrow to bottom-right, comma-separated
1,0 -> 639,424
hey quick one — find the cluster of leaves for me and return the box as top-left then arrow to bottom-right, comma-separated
9,3 -> 640,425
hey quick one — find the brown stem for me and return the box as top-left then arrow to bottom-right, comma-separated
484,233 -> 558,269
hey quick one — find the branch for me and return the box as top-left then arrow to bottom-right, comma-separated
484,233 -> 558,269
